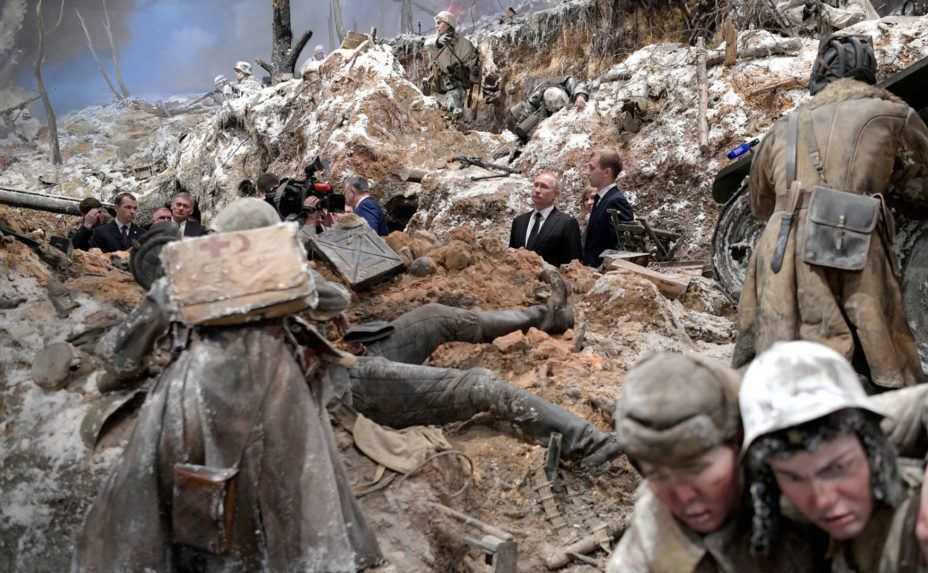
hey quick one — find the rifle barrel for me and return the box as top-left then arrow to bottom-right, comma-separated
0,187 -> 113,216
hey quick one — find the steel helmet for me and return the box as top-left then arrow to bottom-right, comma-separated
740,341 -> 889,453
434,10 -> 457,29
543,87 -> 570,114
233,61 -> 253,77
214,74 -> 227,86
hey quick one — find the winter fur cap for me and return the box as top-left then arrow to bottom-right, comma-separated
434,10 -> 457,29
210,198 -> 280,232
615,352 -> 742,465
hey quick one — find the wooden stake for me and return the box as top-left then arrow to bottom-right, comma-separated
722,18 -> 738,67
696,37 -> 708,149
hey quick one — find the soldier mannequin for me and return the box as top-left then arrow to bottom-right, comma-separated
732,34 -> 928,390
741,341 -> 926,572
507,78 -> 590,142
425,11 -> 479,120
232,61 -> 261,95
75,199 -> 383,571
608,352 -> 826,573
94,203 -> 621,468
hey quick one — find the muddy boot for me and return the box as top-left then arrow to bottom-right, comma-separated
497,387 -> 622,468
538,268 -> 574,335
348,358 -> 622,468
474,307 -> 547,341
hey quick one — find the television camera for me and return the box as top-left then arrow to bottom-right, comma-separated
266,156 -> 346,220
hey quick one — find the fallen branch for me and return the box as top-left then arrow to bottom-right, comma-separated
75,7 -> 124,101
287,29 -> 313,75
102,0 -> 129,98
0,95 -> 41,117
255,58 -> 274,75
707,38 -> 802,67
748,76 -> 805,96
543,521 -> 625,569
696,37 -> 708,148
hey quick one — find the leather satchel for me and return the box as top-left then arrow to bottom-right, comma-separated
172,464 -> 239,554
801,185 -> 880,271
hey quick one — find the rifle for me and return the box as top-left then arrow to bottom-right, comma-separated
0,223 -> 39,248
452,155 -> 521,176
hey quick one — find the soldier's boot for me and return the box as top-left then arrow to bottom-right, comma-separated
348,358 -> 622,468
490,385 -> 622,468
538,268 -> 574,335
472,269 -> 574,340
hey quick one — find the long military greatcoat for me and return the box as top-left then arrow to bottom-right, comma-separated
73,283 -> 381,572
733,79 -> 928,389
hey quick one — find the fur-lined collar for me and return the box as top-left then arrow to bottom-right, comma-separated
805,78 -> 904,111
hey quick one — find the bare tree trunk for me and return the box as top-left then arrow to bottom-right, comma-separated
696,36 -> 709,149
75,8 -> 123,101
34,0 -> 63,166
272,0 -> 293,79
401,0 -> 414,34
330,0 -> 346,47
102,0 -> 129,98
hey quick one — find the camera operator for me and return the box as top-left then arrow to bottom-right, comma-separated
299,195 -> 336,240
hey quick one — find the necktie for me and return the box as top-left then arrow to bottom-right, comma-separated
120,225 -> 129,246
527,212 -> 542,248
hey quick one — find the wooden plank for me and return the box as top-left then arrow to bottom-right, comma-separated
605,258 -> 690,299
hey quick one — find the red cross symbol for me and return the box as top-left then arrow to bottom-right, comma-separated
199,236 -> 231,257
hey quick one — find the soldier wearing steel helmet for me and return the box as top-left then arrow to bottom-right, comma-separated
607,352 -> 826,573
741,340 -> 928,572
507,77 -> 590,142
732,34 -> 928,391
424,10 -> 479,120
232,60 -> 261,94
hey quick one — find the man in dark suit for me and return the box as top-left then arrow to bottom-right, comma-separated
90,192 -> 145,253
583,149 -> 633,267
170,191 -> 208,237
345,177 -> 388,236
509,171 -> 581,266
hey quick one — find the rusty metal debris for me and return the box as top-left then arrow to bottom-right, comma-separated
427,502 -> 518,573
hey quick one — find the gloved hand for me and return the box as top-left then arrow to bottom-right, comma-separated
437,32 -> 453,48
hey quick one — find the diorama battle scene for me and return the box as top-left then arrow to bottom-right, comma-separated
3,0 -> 928,571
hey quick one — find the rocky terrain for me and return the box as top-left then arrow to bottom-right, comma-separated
2,3 -> 928,571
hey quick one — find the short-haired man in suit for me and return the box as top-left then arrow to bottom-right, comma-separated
583,149 -> 633,267
509,171 -> 582,266
345,177 -> 388,236
90,192 -> 144,253
170,191 -> 208,237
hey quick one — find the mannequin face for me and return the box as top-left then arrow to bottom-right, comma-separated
640,446 -> 742,534
769,433 -> 873,540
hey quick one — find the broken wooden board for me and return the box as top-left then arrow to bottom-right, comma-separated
604,258 -> 690,299
601,251 -> 651,268
309,217 -> 405,290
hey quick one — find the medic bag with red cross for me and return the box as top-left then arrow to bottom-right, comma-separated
159,222 -> 319,326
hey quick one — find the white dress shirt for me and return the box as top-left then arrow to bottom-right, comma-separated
524,205 -> 555,245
